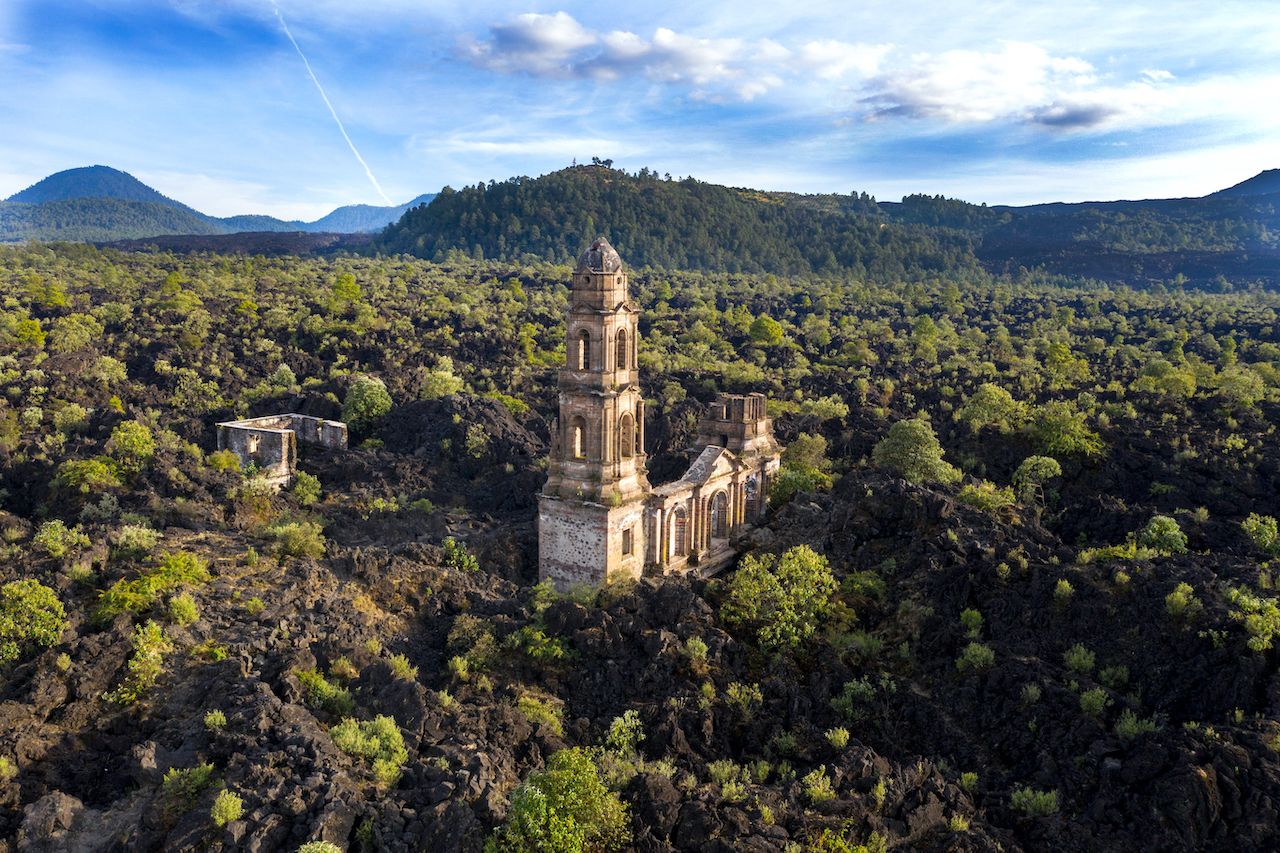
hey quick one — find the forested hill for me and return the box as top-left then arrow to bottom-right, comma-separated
376,166 -> 981,278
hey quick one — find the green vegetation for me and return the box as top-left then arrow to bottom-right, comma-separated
1010,786 -> 1060,817
330,715 -> 408,788
720,545 -> 837,653
872,417 -> 961,485
95,551 -> 211,624
485,747 -> 629,853
342,375 -> 393,434
210,789 -> 243,827
104,620 -> 172,704
296,667 -> 356,716
0,579 -> 67,665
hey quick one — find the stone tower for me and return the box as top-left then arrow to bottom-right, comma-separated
538,238 -> 650,589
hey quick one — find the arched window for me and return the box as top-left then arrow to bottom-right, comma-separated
247,433 -> 261,454
711,491 -> 729,538
672,507 -> 689,557
619,413 -> 634,459
577,329 -> 591,370
570,417 -> 587,459
745,475 -> 760,519
616,328 -> 628,370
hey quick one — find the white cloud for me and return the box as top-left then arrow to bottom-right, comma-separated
134,170 -> 343,220
463,11 -> 889,101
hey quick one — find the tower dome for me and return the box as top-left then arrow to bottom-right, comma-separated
575,237 -> 623,273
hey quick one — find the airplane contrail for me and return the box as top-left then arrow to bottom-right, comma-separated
269,1 -> 394,205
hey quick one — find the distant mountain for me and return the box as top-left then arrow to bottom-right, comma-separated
310,194 -> 435,233
1209,169 -> 1280,199
1,166 -> 436,242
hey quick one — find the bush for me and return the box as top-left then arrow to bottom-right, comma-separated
1226,587 -> 1280,651
769,465 -> 834,504
162,762 -> 216,811
296,668 -> 356,716
871,416 -> 961,485
441,537 -> 479,572
104,620 -> 171,704
1166,582 -> 1203,620
802,767 -> 836,804
56,457 -> 123,493
1242,513 -> 1279,555
957,481 -> 1015,513
1010,786 -> 1059,817
485,747 -> 630,853
342,375 -> 393,434
1063,643 -> 1095,674
168,592 -> 199,626
389,653 -> 418,680
955,642 -> 995,672
0,579 -> 67,665
959,608 -> 983,639
297,845 -> 343,853
106,420 -> 155,472
206,450 -> 242,473
721,545 -> 837,653
32,520 -> 90,559
1079,687 -> 1111,718
1115,709 -> 1159,741
292,471 -> 322,506
210,789 -> 243,827
831,677 -> 877,721
1137,515 -> 1188,555
955,383 -> 1024,433
95,551 -> 211,624
267,520 -> 326,560
517,692 -> 565,736
825,727 -> 850,749
1031,401 -> 1103,458
330,715 -> 408,788
111,524 -> 161,558
204,709 -> 227,730
1013,455 -> 1062,504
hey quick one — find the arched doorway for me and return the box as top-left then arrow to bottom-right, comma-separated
672,507 -> 688,557
711,491 -> 729,538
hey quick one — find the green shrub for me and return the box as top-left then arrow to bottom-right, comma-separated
111,524 -> 161,558
441,537 -> 479,572
0,756 -> 15,782
1063,643 -> 1095,674
1013,455 -> 1062,504
1137,515 -> 1188,555
296,668 -> 356,716
206,450 -> 242,473
389,653 -> 418,681
826,727 -> 850,749
769,465 -> 834,504
1054,578 -> 1074,603
106,420 -> 156,472
0,579 -> 67,665
956,383 -> 1024,433
292,471 -> 322,506
105,620 -> 171,704
210,789 -> 243,827
1165,582 -> 1203,620
485,747 -> 629,853
32,520 -> 90,558
1225,587 -> 1280,651
298,843 -> 343,853
517,692 -> 565,736
266,520 -> 326,560
1080,687 -> 1111,718
959,771 -> 978,793
331,715 -> 407,788
1115,709 -> 1159,741
1031,402 -> 1103,458
802,767 -> 836,804
721,544 -> 836,653
605,710 -> 644,756
871,416 -> 961,484
204,709 -> 227,730
1242,514 -> 1279,555
725,681 -> 763,714
506,625 -> 568,664
162,762 -> 215,811
1010,786 -> 1059,817
56,457 -> 123,493
95,551 -> 211,623
168,592 -> 198,626
955,642 -> 995,672
342,375 -> 393,433
832,677 -> 876,721
957,481 -> 1016,513
959,608 -> 983,639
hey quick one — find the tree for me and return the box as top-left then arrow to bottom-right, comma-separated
748,315 -> 784,346
332,273 -> 360,305
1013,455 -> 1062,511
1031,402 -> 1103,458
107,420 -> 156,472
1137,515 -> 1188,555
955,383 -> 1023,433
486,747 -> 630,853
342,375 -> 393,434
871,416 -> 960,485
0,580 -> 67,665
721,545 -> 837,653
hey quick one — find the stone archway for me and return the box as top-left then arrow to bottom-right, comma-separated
711,491 -> 729,538
672,506 -> 689,557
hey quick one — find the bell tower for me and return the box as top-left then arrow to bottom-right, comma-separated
538,238 -> 649,589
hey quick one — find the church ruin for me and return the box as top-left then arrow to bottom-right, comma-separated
538,238 -> 781,589
215,414 -> 347,488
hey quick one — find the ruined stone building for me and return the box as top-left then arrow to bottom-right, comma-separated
538,238 -> 781,589
215,414 -> 347,488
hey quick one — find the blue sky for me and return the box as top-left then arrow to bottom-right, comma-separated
1,0 -> 1278,219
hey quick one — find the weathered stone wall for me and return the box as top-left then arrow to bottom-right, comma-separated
215,413 -> 347,489
538,496 -> 608,589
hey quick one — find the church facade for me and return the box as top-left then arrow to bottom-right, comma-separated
538,238 -> 781,589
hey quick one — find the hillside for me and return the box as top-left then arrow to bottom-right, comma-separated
378,165 -> 974,277
1210,169 -> 1280,198
375,165 -> 1280,286
1,166 -> 434,242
